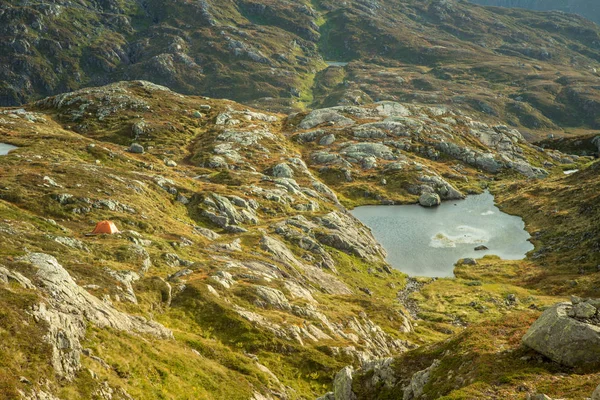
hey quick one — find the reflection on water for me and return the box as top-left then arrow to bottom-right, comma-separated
351,192 -> 533,277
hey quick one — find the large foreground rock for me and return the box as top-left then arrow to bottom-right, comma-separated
522,302 -> 600,369
592,383 -> 600,400
17,253 -> 173,380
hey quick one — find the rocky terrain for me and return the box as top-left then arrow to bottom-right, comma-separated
3,0 -> 600,139
469,0 -> 600,25
2,1 -> 600,399
0,80 -> 598,399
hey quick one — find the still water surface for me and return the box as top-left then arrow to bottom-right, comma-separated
325,61 -> 349,67
0,143 -> 17,155
351,192 -> 533,277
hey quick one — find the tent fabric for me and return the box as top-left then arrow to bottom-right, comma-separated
91,220 -> 119,234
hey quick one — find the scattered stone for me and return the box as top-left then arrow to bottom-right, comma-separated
52,193 -> 74,205
418,193 -> 441,207
43,176 -> 62,188
210,271 -> 235,289
530,394 -> 553,400
176,193 -> 190,204
128,143 -> 144,154
568,302 -> 597,319
168,268 -> 193,281
298,108 -> 355,130
193,226 -> 220,240
319,134 -> 336,146
206,284 -> 219,297
271,163 -> 294,178
255,286 -> 291,310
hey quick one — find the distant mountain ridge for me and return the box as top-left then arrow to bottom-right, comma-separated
469,0 -> 600,24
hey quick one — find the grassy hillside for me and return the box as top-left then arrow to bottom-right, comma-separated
1,81 -> 595,399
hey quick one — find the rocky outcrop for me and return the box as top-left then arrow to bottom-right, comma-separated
260,235 -> 352,295
203,193 -> 259,229
314,212 -> 387,264
299,102 -> 553,189
18,389 -> 63,400
255,286 -> 292,310
321,358 -> 438,400
298,108 -> 355,130
271,163 -> 295,178
593,383 -> 600,400
105,269 -> 140,303
0,265 -> 34,289
523,301 -> 600,369
403,359 -> 440,400
333,366 -> 356,400
593,136 -> 600,156
17,253 -> 172,380
22,253 -> 172,337
31,302 -> 85,381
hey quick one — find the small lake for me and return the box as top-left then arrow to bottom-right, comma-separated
325,61 -> 349,67
351,192 -> 533,277
0,143 -> 17,155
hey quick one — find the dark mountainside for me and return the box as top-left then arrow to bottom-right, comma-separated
3,0 -> 600,138
1,1 -> 600,400
468,0 -> 600,25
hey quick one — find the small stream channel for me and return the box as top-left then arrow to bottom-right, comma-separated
351,191 -> 533,277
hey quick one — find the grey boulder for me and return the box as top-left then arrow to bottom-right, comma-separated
418,193 -> 441,207
522,302 -> 600,369
128,143 -> 145,154
592,383 -> 600,400
271,163 -> 294,178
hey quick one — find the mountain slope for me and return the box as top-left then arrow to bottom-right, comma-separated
468,0 -> 600,25
0,81 -> 591,399
3,0 -> 600,137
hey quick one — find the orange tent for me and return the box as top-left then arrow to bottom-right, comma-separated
91,220 -> 120,235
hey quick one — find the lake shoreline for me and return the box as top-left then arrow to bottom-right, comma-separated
351,191 -> 533,278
